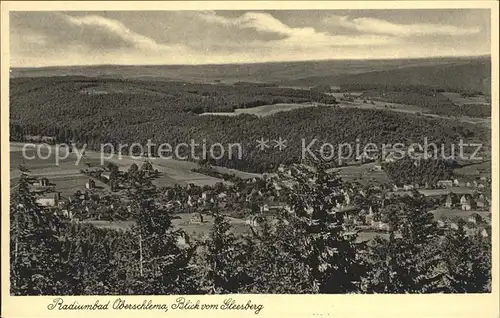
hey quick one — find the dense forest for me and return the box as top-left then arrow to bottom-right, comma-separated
357,86 -> 491,118
10,165 -> 491,295
10,77 -> 336,115
9,77 -> 489,173
384,158 -> 455,186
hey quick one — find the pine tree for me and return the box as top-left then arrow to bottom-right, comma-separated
10,175 -> 63,295
243,215 -> 311,293
201,210 -> 250,293
441,220 -> 491,292
129,185 -> 197,294
273,164 -> 365,293
363,198 -> 444,293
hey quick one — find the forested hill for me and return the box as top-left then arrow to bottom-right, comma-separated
10,77 -> 489,173
10,56 -> 489,89
284,58 -> 491,94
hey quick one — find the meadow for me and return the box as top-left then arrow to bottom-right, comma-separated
10,143 -> 229,197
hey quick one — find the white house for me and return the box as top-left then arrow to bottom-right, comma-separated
460,195 -> 472,211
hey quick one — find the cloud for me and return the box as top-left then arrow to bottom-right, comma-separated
9,11 -> 489,67
196,11 -> 396,48
323,15 -> 481,36
198,11 -> 296,36
63,14 -> 165,50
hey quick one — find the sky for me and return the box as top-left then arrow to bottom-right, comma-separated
10,9 -> 491,67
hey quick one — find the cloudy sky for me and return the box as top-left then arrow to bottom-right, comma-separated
10,9 -> 491,67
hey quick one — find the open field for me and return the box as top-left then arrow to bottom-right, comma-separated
10,143 -> 229,196
200,98 -> 490,127
210,165 -> 263,180
201,102 -> 326,117
48,175 -> 109,197
10,143 -> 109,195
430,208 -> 490,221
454,161 -> 491,176
356,231 -> 390,243
81,215 -> 391,243
339,99 -> 490,127
441,92 -> 490,106
117,155 -> 227,187
418,187 -> 476,197
329,162 -> 391,186
172,213 -> 250,239
81,213 -> 251,238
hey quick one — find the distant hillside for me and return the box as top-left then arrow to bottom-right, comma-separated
10,56 -> 489,87
284,59 -> 491,94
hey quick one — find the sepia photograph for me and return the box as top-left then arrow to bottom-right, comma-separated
1,2 -> 498,317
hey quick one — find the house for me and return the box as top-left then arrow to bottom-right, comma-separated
378,222 -> 390,231
460,195 -> 472,211
403,184 -> 415,191
384,153 -> 396,163
189,213 -> 203,224
85,178 -> 96,189
101,172 -> 111,180
365,206 -> 375,225
437,180 -> 453,188
245,217 -> 259,227
40,178 -> 50,187
453,179 -> 460,186
36,193 -> 60,207
344,193 -> 351,205
481,228 -> 490,238
165,201 -> 175,209
476,194 -> 487,209
260,203 -> 285,214
466,182 -> 472,187
468,213 -> 483,224
58,197 -> 69,208
445,195 -> 453,208
61,209 -> 73,219
437,218 -> 447,228
372,165 -> 382,172
449,220 -> 459,230
201,192 -> 209,200
187,195 -> 194,207
37,197 -> 56,207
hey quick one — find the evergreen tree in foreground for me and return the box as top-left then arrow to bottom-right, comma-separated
441,220 -> 491,293
129,185 -> 197,294
10,175 -> 62,295
201,209 -> 251,293
363,198 -> 444,293
273,164 -> 366,293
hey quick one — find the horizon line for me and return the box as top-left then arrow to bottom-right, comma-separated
10,54 -> 491,69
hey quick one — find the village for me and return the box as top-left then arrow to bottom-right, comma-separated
18,149 -> 491,242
